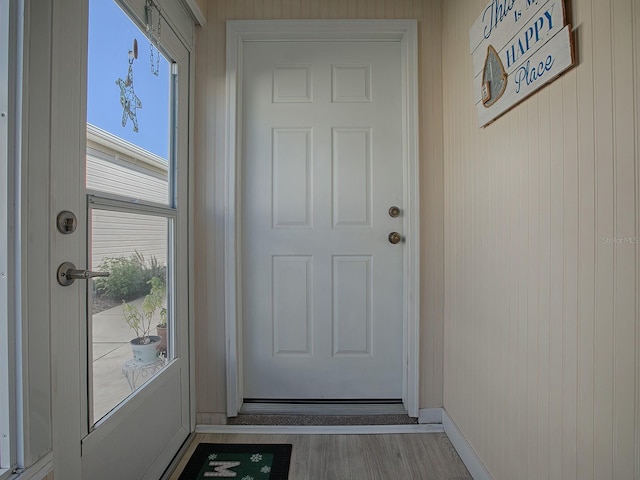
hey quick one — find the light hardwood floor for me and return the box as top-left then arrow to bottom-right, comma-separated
168,433 -> 472,480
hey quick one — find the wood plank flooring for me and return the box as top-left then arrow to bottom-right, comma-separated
168,432 -> 472,480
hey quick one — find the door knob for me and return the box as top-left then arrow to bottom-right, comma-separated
388,232 -> 402,244
57,262 -> 110,286
388,206 -> 401,218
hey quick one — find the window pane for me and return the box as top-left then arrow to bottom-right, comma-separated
87,0 -> 171,204
90,209 -> 171,423
86,127 -> 170,204
86,0 -> 178,427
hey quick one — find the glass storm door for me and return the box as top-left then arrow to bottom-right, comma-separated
80,1 -> 190,478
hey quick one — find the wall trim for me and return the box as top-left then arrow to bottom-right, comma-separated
442,410 -> 494,480
418,407 -> 443,424
195,424 -> 443,435
224,18 -> 420,419
181,0 -> 206,26
195,413 -> 228,425
11,452 -> 53,480
194,408 -> 495,480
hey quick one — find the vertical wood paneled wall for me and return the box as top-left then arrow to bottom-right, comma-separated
193,0 -> 445,419
443,1 -> 640,479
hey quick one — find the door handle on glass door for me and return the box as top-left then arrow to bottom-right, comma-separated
57,261 -> 110,286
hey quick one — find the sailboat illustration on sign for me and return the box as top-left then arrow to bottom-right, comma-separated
481,45 -> 507,107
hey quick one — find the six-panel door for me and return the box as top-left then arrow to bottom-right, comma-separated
242,40 -> 405,400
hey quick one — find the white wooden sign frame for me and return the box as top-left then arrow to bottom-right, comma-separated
470,0 -> 575,127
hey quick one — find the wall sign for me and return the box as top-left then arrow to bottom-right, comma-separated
470,0 -> 575,127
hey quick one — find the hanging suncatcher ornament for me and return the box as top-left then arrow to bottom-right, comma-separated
146,0 -> 161,76
115,39 -> 143,133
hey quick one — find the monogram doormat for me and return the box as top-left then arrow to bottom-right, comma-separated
177,443 -> 292,480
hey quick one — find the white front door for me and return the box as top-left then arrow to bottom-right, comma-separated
241,40 -> 405,400
44,1 -> 192,478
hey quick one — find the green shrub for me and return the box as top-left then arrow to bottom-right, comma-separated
94,251 -> 166,302
134,250 -> 166,284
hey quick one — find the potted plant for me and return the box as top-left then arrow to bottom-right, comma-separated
122,276 -> 165,365
156,305 -> 168,357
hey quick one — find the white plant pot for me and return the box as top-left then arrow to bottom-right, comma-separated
130,336 -> 161,365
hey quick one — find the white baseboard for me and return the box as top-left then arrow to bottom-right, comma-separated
12,452 -> 53,480
195,412 -> 228,425
196,423 -> 444,435
442,410 -> 494,480
418,407 -> 443,424
194,409 -> 493,480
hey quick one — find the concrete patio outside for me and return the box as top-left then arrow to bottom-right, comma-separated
91,297 -> 166,421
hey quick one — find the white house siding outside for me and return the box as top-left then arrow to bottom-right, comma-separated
86,124 -> 168,270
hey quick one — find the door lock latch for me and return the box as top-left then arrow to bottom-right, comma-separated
56,211 -> 77,234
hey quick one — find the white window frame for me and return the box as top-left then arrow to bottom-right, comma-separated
3,0 -> 56,477
0,0 -> 16,476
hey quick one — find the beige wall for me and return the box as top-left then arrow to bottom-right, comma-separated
443,1 -> 640,480
193,0 -> 444,418
195,0 -> 207,17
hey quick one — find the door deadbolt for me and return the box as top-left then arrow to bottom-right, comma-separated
388,232 -> 402,244
388,206 -> 401,218
57,262 -> 109,286
57,211 -> 77,234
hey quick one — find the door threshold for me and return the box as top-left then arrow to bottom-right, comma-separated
239,402 -> 408,416
196,424 -> 442,434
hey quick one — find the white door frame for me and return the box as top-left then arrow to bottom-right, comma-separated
224,19 -> 420,418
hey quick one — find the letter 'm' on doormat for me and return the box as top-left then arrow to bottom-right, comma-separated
177,443 -> 292,480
